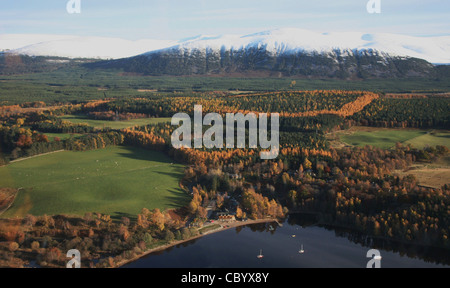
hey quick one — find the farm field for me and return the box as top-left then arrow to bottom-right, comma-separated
59,115 -> 171,130
397,167 -> 450,189
334,127 -> 450,149
403,132 -> 450,149
0,146 -> 188,218
394,156 -> 450,189
341,129 -> 426,149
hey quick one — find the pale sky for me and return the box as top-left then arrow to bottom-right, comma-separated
1,0 -> 449,40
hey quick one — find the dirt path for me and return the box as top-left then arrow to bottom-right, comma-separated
8,150 -> 65,164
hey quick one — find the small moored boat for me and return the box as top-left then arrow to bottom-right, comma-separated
299,244 -> 305,254
257,249 -> 264,259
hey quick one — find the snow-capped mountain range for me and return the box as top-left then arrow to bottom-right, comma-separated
2,28 -> 450,64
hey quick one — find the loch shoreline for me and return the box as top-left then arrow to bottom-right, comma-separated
117,218 -> 277,268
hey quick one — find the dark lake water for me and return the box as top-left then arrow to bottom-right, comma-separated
123,215 -> 450,268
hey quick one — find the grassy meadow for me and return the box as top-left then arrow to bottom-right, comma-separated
59,115 -> 171,130
341,129 -> 427,149
403,132 -> 450,149
339,128 -> 450,150
0,146 -> 188,219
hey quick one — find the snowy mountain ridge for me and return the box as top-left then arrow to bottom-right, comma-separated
1,28 -> 450,64
149,28 -> 450,64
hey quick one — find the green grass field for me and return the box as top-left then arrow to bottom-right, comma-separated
59,115 -> 171,130
0,146 -> 188,218
341,129 -> 450,149
404,132 -> 450,149
341,130 -> 426,149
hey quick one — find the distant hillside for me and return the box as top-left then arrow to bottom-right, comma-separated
0,54 -> 92,75
88,47 -> 438,79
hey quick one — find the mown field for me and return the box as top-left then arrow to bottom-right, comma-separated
339,128 -> 450,149
59,115 -> 171,130
404,132 -> 450,148
341,129 -> 426,149
0,146 -> 188,218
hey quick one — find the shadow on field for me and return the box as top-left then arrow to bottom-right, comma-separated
154,170 -> 184,179
111,211 -> 138,223
154,170 -> 190,207
164,189 -> 190,207
116,146 -> 172,163
434,134 -> 450,139
109,146 -> 189,217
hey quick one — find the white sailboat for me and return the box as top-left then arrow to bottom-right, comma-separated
257,249 -> 264,259
299,244 -> 305,254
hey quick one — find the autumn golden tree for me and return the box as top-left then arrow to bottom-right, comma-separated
151,208 -> 165,231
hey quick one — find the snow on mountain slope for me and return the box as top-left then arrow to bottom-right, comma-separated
0,34 -> 74,51
163,28 -> 450,64
0,35 -> 176,59
2,28 -> 450,63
